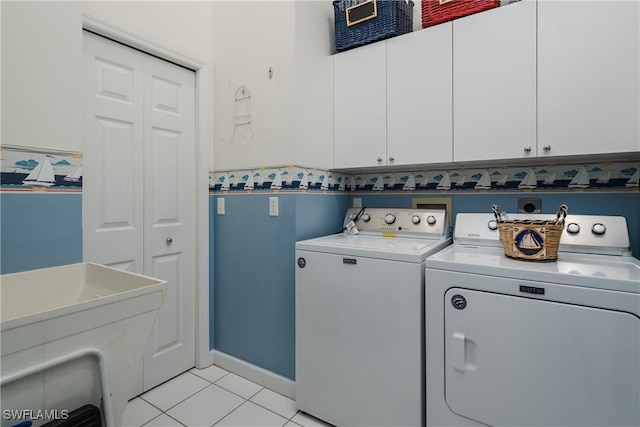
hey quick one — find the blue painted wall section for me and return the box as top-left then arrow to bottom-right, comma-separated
0,193 -> 83,274
210,190 -> 638,382
211,193 -> 350,380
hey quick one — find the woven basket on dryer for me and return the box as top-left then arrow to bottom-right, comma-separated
492,204 -> 568,262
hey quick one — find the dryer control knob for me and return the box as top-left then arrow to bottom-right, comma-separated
488,220 -> 498,230
411,215 -> 421,225
426,215 -> 437,225
384,213 -> 396,225
349,213 -> 356,220
567,223 -> 580,234
362,213 -> 371,222
592,223 -> 606,235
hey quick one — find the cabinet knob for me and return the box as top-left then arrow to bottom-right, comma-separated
388,156 -> 395,162
543,145 -> 552,152
523,146 -> 532,153
166,238 -> 173,245
377,157 -> 383,162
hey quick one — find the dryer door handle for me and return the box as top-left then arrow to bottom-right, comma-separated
451,332 -> 477,373
452,332 -> 467,373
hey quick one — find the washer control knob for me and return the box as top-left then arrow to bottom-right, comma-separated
567,223 -> 580,234
384,213 -> 396,225
426,215 -> 437,225
592,223 -> 606,235
349,213 -> 356,220
361,213 -> 371,222
411,215 -> 421,225
488,220 -> 498,230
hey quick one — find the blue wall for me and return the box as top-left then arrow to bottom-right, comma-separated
1,189 -> 637,382
0,193 -> 83,274
210,189 -> 639,381
211,193 -> 350,380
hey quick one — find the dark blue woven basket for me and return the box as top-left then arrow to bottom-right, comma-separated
334,0 -> 414,52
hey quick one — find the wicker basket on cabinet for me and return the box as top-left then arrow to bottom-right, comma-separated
334,0 -> 414,52
422,0 -> 499,28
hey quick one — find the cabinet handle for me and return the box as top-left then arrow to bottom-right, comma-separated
377,157 -> 383,162
388,156 -> 395,162
543,145 -> 552,152
523,146 -> 532,153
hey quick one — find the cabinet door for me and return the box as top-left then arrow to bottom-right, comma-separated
453,0 -> 536,162
333,43 -> 386,169
387,24 -> 453,165
538,1 -> 640,157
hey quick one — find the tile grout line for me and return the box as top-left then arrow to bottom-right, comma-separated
138,371 -> 223,417
131,369 -> 312,427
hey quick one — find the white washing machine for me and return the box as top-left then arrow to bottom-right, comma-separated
295,207 -> 451,427
425,212 -> 640,427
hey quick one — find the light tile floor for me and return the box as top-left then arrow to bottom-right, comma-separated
122,365 -> 333,427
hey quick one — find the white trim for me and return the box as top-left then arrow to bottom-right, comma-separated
81,13 -> 212,369
212,350 -> 296,400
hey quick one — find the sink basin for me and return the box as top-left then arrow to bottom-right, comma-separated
1,262 -> 167,427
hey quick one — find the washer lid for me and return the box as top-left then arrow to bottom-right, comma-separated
296,234 -> 452,263
426,245 -> 640,294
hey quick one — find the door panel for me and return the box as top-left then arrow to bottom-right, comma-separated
84,31 -> 196,395
150,254 -> 181,353
333,43 -> 386,169
143,54 -> 196,390
453,0 -> 536,162
444,288 -> 640,427
83,32 -> 144,274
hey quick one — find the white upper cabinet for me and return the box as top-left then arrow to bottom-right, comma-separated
387,24 -> 453,166
453,0 -> 536,162
333,0 -> 638,170
538,0 -> 640,157
334,43 -> 387,169
334,25 -> 453,170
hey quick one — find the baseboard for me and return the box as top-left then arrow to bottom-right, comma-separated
211,350 -> 295,399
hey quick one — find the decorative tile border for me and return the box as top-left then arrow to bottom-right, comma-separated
0,146 -> 82,192
209,167 -> 351,192
210,161 -> 639,193
2,146 -> 636,195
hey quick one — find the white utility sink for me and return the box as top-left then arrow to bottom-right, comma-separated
1,262 -> 167,427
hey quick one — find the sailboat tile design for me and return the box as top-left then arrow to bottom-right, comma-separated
0,146 -> 82,191
3,145 -> 634,194
209,161 -> 638,193
345,162 -> 639,193
209,167 -> 350,192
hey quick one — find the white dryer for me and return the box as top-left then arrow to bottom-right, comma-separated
296,207 -> 451,427
425,212 -> 640,427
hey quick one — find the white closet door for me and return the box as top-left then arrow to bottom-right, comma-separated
83,31 -> 196,394
142,54 -> 196,390
83,31 -> 144,274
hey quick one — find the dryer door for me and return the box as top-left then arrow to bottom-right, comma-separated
444,287 -> 640,427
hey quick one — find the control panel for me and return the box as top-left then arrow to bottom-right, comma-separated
454,213 -> 631,255
344,207 -> 449,237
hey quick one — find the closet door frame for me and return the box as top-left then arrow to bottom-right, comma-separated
82,13 -> 212,369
